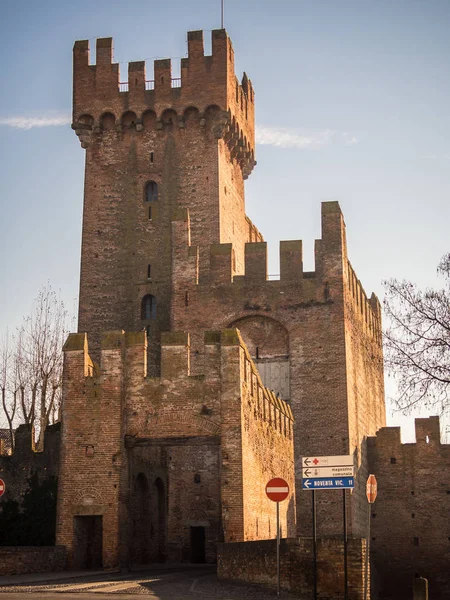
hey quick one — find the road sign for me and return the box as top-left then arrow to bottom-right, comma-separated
302,455 -> 353,468
302,477 -> 354,490
302,466 -> 354,479
266,477 -> 290,502
366,474 -> 377,503
0,478 -> 5,498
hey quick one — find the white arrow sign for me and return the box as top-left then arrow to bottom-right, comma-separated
302,466 -> 354,478
302,455 -> 353,468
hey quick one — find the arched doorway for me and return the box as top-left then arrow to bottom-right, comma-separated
132,473 -> 151,564
131,473 -> 167,564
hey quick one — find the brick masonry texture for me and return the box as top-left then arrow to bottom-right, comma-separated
368,417 -> 450,600
0,423 -> 60,504
0,546 -> 66,576
57,329 -> 294,568
217,537 -> 367,599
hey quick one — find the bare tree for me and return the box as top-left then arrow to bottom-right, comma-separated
0,284 -> 70,450
0,331 -> 16,452
383,253 -> 450,417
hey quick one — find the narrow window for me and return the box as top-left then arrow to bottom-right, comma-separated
141,294 -> 156,320
390,457 -> 397,464
413,537 -> 419,546
184,291 -> 189,307
256,347 -> 259,360
150,151 -> 154,163
146,325 -> 151,338
147,264 -> 151,279
411,513 -> 415,518
148,206 -> 152,220
145,181 -> 158,203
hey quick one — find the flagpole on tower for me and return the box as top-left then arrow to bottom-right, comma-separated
221,0 -> 224,29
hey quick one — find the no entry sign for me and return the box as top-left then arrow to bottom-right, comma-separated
0,478 -> 5,498
266,477 -> 289,502
366,474 -> 377,503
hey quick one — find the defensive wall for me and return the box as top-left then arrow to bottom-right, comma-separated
0,423 -> 60,504
368,416 -> 450,600
57,328 -> 294,568
217,537 -> 367,599
170,199 -> 385,538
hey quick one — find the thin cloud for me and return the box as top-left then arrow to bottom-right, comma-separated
256,126 -> 361,150
256,126 -> 335,149
0,115 -> 71,130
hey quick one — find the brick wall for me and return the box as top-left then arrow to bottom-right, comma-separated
368,417 -> 450,600
57,328 -> 294,568
171,201 -> 385,537
0,423 -> 60,504
217,537 -> 367,599
0,546 -> 66,575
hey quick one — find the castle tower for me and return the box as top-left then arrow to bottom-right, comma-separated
66,30 -> 386,566
72,30 -> 260,368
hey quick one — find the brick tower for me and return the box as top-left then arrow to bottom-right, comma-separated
58,29 -> 386,570
72,30 -> 260,371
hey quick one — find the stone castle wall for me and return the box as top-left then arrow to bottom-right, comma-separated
368,416 -> 450,600
57,328 -> 294,568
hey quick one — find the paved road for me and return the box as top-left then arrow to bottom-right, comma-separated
0,566 -> 301,599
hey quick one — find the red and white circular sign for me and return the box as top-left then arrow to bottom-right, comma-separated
266,477 -> 289,503
0,478 -> 5,498
366,474 -> 377,503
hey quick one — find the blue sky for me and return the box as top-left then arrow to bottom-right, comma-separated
1,0 -> 449,440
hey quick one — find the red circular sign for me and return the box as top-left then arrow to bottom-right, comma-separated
0,478 -> 5,498
366,474 -> 377,503
266,477 -> 289,502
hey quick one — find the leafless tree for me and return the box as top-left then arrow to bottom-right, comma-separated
383,253 -> 450,418
0,284 -> 70,450
0,331 -> 16,452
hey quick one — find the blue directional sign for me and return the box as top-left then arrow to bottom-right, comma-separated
302,477 -> 354,490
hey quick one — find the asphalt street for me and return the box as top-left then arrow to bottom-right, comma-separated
0,566 -> 301,599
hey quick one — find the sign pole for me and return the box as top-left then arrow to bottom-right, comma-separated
364,474 -> 377,600
221,0 -> 224,29
343,489 -> 348,600
312,489 -> 317,600
276,500 -> 280,597
364,501 -> 370,600
265,477 -> 289,597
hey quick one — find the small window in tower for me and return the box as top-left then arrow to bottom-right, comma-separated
147,265 -> 151,279
148,206 -> 152,220
390,457 -> 397,464
145,181 -> 158,203
150,151 -> 154,163
141,294 -> 157,320
146,325 -> 151,338
413,537 -> 419,546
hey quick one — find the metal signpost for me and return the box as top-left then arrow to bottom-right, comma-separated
0,478 -> 5,498
266,477 -> 290,597
364,474 -> 378,600
301,456 -> 354,600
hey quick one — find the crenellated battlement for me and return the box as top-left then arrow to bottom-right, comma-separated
171,201 -> 381,339
347,261 -> 382,339
368,416 -> 448,449
72,30 -> 255,176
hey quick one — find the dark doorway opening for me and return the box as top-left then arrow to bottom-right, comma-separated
190,526 -> 206,563
73,515 -> 103,569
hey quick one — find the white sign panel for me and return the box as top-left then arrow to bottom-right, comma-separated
302,466 -> 354,479
302,455 -> 353,468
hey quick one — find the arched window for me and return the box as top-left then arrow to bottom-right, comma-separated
145,181 -> 158,203
141,294 -> 156,320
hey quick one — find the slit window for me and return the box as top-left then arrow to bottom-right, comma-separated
141,294 -> 156,320
150,151 -> 154,163
147,264 -> 151,279
145,181 -> 158,203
